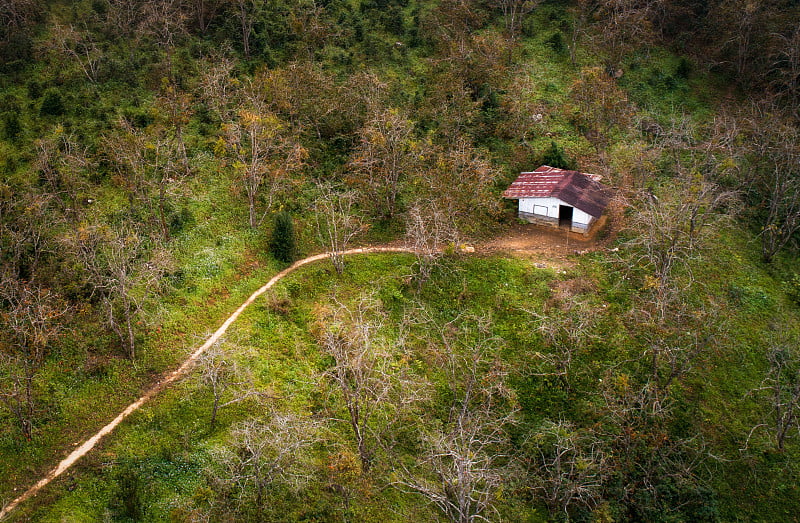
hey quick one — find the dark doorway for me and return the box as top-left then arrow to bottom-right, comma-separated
558,205 -> 573,229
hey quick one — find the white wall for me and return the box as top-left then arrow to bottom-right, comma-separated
519,197 -> 563,217
519,197 -> 595,227
572,207 -> 592,225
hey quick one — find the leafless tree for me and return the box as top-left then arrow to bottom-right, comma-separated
567,66 -> 633,150
313,183 -> 367,274
347,108 -> 416,220
498,73 -> 546,146
756,129 -> 800,263
197,49 -> 240,122
33,129 -> 90,228
580,0 -> 661,70
65,224 -> 169,359
396,313 -> 518,523
413,137 -> 501,234
714,102 -> 800,262
624,175 -> 736,320
526,296 -> 597,392
524,419 -> 606,517
769,26 -> 800,119
221,84 -> 307,228
0,280 -> 70,439
0,0 -> 36,38
597,370 -> 710,516
187,0 -> 228,35
104,117 -> 186,242
198,340 -> 267,429
233,0 -> 262,58
404,201 -> 460,287
137,0 -> 188,77
498,0 -> 539,39
747,339 -> 800,452
209,412 -> 323,513
317,294 -> 427,473
153,80 -> 194,177
39,22 -> 103,83
0,189 -> 56,282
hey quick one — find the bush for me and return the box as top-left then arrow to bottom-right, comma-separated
110,464 -> 146,520
270,211 -> 296,263
540,141 -> 577,170
39,88 -> 65,117
3,112 -> 22,141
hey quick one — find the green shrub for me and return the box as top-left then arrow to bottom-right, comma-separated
544,31 -> 565,53
270,211 -> 296,264
539,141 -> 577,170
110,464 -> 146,520
39,88 -> 65,117
2,112 -> 21,141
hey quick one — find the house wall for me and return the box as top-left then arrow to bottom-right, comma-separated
517,197 -> 595,234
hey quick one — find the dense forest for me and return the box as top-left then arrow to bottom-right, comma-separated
1,0 -> 800,520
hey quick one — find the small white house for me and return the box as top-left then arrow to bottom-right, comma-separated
503,165 -> 610,234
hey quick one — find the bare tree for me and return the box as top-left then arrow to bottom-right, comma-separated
715,102 -> 800,262
414,137 -> 501,233
567,66 -> 633,150
747,340 -> 800,451
137,0 -> 188,77
210,412 -> 323,514
39,22 -> 103,83
221,85 -> 307,228
497,73 -> 546,146
524,419 -> 606,517
597,370 -> 710,518
769,26 -> 800,119
198,340 -> 266,429
347,108 -> 416,220
153,80 -> 194,177
498,0 -> 539,39
0,0 -> 36,38
580,0 -> 661,70
104,117 -> 186,242
624,175 -> 736,320
396,313 -> 518,523
65,224 -> 169,359
197,49 -> 240,122
755,123 -> 800,262
404,201 -> 460,287
0,189 -> 56,282
187,0 -> 229,34
313,183 -> 367,275
233,0 -> 263,58
317,294 -> 427,473
0,280 -> 70,439
527,296 -> 597,392
33,129 -> 89,228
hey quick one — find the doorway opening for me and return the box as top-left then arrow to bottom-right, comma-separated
558,205 -> 573,229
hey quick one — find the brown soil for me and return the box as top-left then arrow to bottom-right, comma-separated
476,218 -> 607,268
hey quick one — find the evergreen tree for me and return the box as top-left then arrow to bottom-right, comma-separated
540,141 -> 576,170
270,211 -> 296,263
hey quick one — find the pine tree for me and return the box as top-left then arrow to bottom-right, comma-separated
271,211 -> 296,263
541,141 -> 576,170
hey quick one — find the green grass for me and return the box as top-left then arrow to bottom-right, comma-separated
9,252 -> 557,522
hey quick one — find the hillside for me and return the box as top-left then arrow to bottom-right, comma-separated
1,0 -> 800,521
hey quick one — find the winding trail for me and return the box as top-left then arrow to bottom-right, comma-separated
0,247 -> 414,520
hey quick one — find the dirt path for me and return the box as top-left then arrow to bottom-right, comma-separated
0,226 -> 598,519
0,247 -> 413,521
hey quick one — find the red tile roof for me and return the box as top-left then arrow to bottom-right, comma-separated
503,166 -> 610,218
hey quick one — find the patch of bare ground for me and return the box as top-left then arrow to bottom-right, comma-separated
476,216 -> 611,269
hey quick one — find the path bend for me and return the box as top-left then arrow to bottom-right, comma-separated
0,247 -> 415,520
